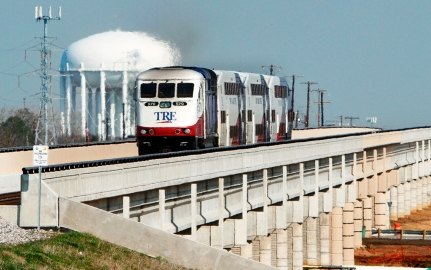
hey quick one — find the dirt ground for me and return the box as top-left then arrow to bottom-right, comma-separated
355,205 -> 431,267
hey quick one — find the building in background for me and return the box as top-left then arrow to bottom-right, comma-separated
59,30 -> 180,140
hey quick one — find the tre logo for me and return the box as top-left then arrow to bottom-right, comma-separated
154,111 -> 176,122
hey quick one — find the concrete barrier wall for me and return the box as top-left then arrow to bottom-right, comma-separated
59,198 -> 275,270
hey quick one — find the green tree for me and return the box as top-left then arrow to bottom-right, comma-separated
0,108 -> 37,147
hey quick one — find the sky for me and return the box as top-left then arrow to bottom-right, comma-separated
0,0 -> 430,129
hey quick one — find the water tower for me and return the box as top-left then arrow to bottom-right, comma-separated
59,31 -> 180,140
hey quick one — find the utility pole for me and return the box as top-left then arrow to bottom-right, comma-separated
287,74 -> 303,125
34,6 -> 61,145
345,116 -> 359,127
339,115 -> 344,126
301,81 -> 318,128
313,89 -> 330,127
261,64 -> 282,75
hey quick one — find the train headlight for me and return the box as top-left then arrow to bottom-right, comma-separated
183,128 -> 191,134
148,129 -> 154,135
140,129 -> 147,135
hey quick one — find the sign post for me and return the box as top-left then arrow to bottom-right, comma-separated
33,145 -> 48,229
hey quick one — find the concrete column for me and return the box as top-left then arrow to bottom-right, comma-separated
196,226 -> 210,246
378,148 -> 387,192
368,150 -> 378,196
343,202 -> 354,265
411,180 -> 417,211
335,155 -> 346,207
259,236 -> 271,266
309,160 -> 319,218
319,212 -> 331,265
422,178 -> 428,209
257,169 -> 269,236
323,158 -> 333,213
404,181 -> 411,215
305,217 -> 318,266
292,222 -> 303,270
353,200 -> 363,248
417,179 -> 423,210
217,178 -> 225,248
236,174 -> 248,245
374,192 -> 387,230
397,183 -> 405,218
276,229 -> 288,270
159,189 -> 165,231
363,197 -> 373,236
427,176 -> 431,206
357,178 -> 368,200
390,185 -> 398,221
191,183 -> 197,240
276,166 -> 288,229
122,196 -> 130,219
347,153 -> 357,203
240,242 -> 253,260
331,207 -> 343,265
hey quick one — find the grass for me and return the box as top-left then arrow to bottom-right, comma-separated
0,231 -> 188,270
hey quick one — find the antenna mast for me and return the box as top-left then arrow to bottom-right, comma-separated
34,6 -> 61,145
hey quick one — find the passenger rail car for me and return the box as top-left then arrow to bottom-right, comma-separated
135,66 -> 292,154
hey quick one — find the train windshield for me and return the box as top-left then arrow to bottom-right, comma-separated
139,82 -> 195,99
177,83 -> 194,98
158,83 -> 175,98
140,83 -> 157,98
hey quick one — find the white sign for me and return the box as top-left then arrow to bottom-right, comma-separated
33,145 -> 49,167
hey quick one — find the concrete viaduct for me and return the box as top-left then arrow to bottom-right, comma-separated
2,127 -> 431,269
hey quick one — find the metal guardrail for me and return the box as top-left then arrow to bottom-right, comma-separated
372,228 -> 431,240
303,266 -> 355,270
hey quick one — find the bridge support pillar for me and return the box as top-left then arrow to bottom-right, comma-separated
421,177 -> 428,209
353,200 -> 363,248
122,196 -> 130,219
374,192 -> 387,229
331,207 -> 343,265
257,235 -> 272,266
343,202 -> 354,265
390,185 -> 398,221
417,178 -> 423,210
304,217 -> 318,266
397,182 -> 405,218
319,212 -> 331,265
275,229 -> 288,270
363,197 -> 373,236
405,180 -> 411,216
411,180 -> 417,212
292,222 -> 303,270
357,178 -> 368,200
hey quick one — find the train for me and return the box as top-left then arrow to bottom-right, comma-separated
135,66 -> 293,154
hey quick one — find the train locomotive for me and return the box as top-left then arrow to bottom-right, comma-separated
135,66 -> 293,154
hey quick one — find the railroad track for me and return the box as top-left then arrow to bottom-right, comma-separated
0,192 -> 21,205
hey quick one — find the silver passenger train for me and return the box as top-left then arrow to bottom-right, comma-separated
135,66 -> 293,154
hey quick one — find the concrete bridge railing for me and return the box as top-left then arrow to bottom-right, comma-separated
18,127 -> 431,270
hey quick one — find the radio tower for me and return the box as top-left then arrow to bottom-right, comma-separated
34,6 -> 61,145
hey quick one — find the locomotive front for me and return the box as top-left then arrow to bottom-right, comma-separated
135,68 -> 205,154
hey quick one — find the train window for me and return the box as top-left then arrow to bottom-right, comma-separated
140,83 -> 157,98
251,84 -> 266,95
177,83 -> 194,98
225,82 -> 241,95
158,83 -> 175,98
275,85 -> 288,98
